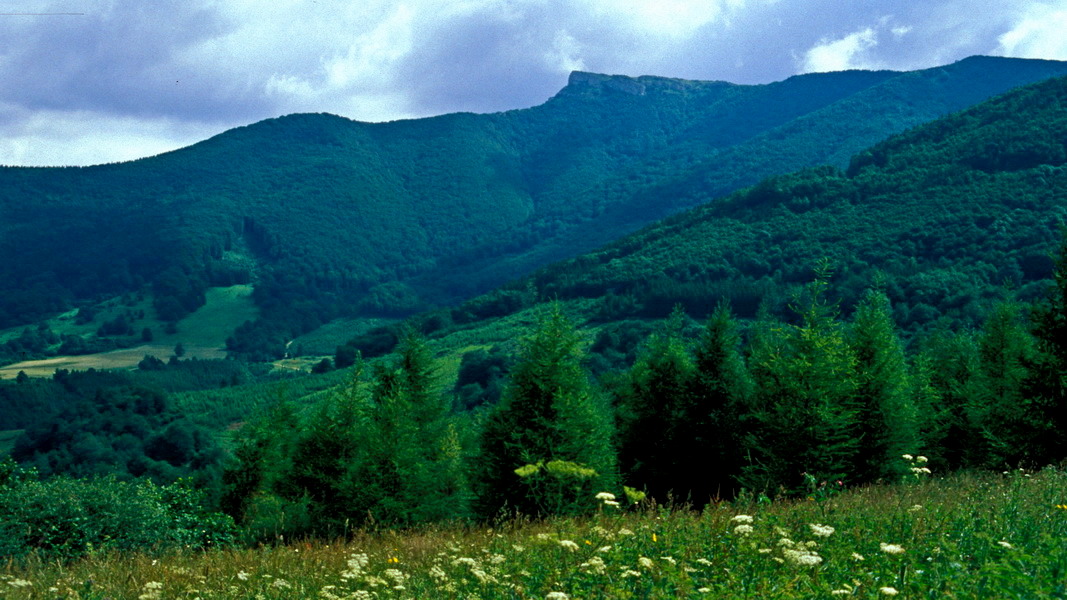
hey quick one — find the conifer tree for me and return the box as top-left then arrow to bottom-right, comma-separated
1024,230 -> 1067,464
849,289 -> 922,482
918,327 -> 982,469
347,331 -> 471,525
688,302 -> 751,500
476,305 -> 617,518
742,269 -> 859,494
617,307 -> 696,503
970,300 -> 1038,467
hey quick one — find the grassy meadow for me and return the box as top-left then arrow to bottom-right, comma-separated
2,467 -> 1064,599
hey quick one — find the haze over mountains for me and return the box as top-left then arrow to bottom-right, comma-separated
3,55 -> 1067,359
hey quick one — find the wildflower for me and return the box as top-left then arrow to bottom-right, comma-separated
595,492 -> 616,502
831,590 -> 851,596
698,588 -> 711,593
758,548 -> 773,554
272,579 -> 292,589
734,524 -> 754,535
512,544 -> 525,552
652,532 -> 658,542
783,548 -> 823,566
6,580 -> 31,588
546,592 -> 570,600
696,557 -> 713,565
916,455 -> 928,463
879,586 -> 899,596
604,500 -> 621,507
453,557 -> 477,568
429,566 -> 448,581
598,545 -> 612,553
908,504 -> 923,512
851,552 -> 865,561
580,556 -> 607,575
387,556 -> 400,564
638,556 -> 655,569
902,454 -> 914,461
1056,504 -> 1067,510
997,541 -> 1013,549
618,528 -> 635,536
559,540 -> 580,552
660,556 -> 676,565
620,569 -> 641,578
236,571 -> 250,581
809,523 -> 835,537
880,543 -> 905,555
730,514 -> 754,524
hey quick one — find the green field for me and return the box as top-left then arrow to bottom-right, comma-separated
0,285 -> 257,379
2,468 -> 1064,599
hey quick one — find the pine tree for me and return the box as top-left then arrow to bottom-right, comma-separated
476,305 -> 617,518
617,307 -> 696,503
1024,230 -> 1067,464
347,331 -> 471,526
918,327 -> 982,469
971,300 -> 1039,467
742,269 -> 859,494
687,302 -> 751,501
849,289 -> 922,482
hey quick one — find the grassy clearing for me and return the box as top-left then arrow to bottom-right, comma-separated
0,286 -> 256,379
3,468 -> 1065,599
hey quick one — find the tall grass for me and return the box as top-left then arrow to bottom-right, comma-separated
3,468 -> 1065,599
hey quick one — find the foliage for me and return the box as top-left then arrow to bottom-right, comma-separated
476,306 -> 618,517
3,469 -> 1066,598
0,458 -> 235,562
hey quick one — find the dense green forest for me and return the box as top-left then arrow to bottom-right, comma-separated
3,57 -> 1067,362
346,69 -> 1067,366
4,62 -> 1067,564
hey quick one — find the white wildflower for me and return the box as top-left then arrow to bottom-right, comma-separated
595,492 -> 616,502
660,556 -> 676,565
730,514 -> 754,524
880,586 -> 899,596
6,580 -> 31,588
783,548 -> 822,566
851,552 -> 865,561
809,523 -> 835,537
902,454 -> 914,461
597,545 -> 613,553
546,592 -> 570,600
998,541 -> 1013,549
908,504 -> 923,512
559,540 -> 580,552
880,543 -> 905,555
236,571 -> 250,581
579,556 -> 607,575
696,558 -> 713,566
916,455 -> 928,463
733,524 -> 754,535
618,528 -> 635,536
638,556 -> 655,569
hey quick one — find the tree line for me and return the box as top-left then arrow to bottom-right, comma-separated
221,240 -> 1067,538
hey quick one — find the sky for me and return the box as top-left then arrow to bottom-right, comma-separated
2,0 -> 1066,166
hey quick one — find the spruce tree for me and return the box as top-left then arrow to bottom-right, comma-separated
688,302 -> 751,501
918,327 -> 982,469
742,270 -> 859,494
849,289 -> 922,482
476,305 -> 617,518
1024,231 -> 1067,464
970,300 -> 1039,467
617,307 -> 696,503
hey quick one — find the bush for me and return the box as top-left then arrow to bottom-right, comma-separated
0,459 -> 236,561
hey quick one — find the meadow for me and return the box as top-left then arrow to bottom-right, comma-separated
2,465 -> 1064,599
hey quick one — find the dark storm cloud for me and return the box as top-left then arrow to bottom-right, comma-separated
1,0 -> 1065,166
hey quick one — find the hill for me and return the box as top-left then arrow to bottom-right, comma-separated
365,70 -> 1067,363
3,56 -> 1067,360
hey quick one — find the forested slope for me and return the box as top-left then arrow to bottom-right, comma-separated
398,71 -> 1067,348
3,56 -> 1066,359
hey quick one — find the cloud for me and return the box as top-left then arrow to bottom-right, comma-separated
1,1 -> 1064,166
801,27 -> 880,73
997,3 -> 1067,60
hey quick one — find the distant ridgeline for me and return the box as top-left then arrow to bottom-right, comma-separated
388,71 -> 1067,352
2,56 -> 1067,359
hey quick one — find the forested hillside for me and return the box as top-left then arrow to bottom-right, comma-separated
405,71 -> 1067,349
3,56 -> 1066,360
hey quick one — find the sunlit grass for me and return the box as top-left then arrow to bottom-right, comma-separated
3,468 -> 1065,599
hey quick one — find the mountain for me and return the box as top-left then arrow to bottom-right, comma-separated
3,56 -> 1067,359
408,71 -> 1067,357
